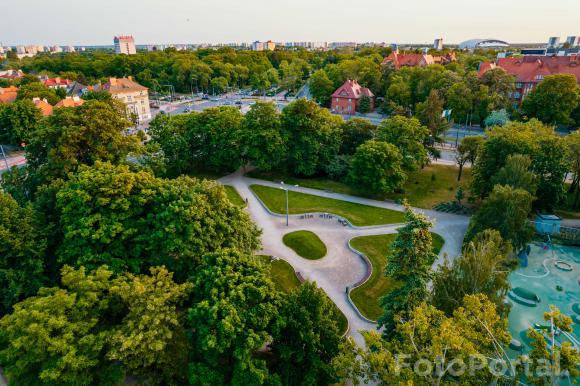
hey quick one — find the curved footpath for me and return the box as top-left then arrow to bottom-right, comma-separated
219,169 -> 469,347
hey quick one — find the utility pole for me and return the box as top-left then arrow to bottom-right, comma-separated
280,182 -> 299,226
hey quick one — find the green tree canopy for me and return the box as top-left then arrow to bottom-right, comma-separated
471,120 -> 568,210
16,82 -> 61,105
271,281 -> 343,386
309,69 -> 335,106
522,74 -> 580,126
347,140 -> 406,194
240,101 -> 286,170
0,266 -> 121,385
281,99 -> 343,176
0,99 -> 43,145
455,135 -> 483,181
55,162 -> 261,278
378,205 -> 437,337
432,229 -> 513,316
186,106 -> 244,172
0,265 -> 191,385
465,184 -> 533,251
353,294 -> 511,385
25,99 -> 140,185
492,153 -> 538,196
0,192 -> 46,314
187,249 -> 280,385
339,118 -> 376,155
376,115 -> 429,171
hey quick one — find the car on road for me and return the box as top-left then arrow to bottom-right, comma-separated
235,100 -> 242,105
202,94 -> 209,100
184,107 -> 191,113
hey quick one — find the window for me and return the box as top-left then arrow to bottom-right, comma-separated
535,75 -> 544,81
515,82 -> 522,88
348,105 -> 351,112
127,96 -> 132,102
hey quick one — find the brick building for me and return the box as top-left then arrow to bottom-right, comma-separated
381,52 -> 456,69
478,55 -> 580,106
330,79 -> 374,115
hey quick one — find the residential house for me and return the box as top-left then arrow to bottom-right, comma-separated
0,69 -> 24,80
478,55 -> 580,105
0,86 -> 18,104
381,51 -> 456,69
100,77 -> 151,122
32,98 -> 53,116
41,77 -> 74,90
55,96 -> 85,108
330,79 -> 374,115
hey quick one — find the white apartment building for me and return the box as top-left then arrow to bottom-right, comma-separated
114,35 -> 137,55
101,77 -> 151,123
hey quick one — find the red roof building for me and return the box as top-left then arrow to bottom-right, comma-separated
381,52 -> 456,69
0,86 -> 18,104
32,98 -> 53,116
331,79 -> 374,115
478,55 -> 580,105
42,77 -> 73,89
55,96 -> 85,108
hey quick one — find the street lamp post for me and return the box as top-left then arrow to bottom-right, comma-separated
280,181 -> 299,226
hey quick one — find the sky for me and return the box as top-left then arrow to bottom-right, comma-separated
2,0 -> 580,46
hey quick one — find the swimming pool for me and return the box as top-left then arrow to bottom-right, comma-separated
506,242 -> 580,382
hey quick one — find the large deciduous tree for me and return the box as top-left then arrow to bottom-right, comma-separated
0,266 -> 121,386
0,99 -> 43,145
187,249 -> 280,385
339,118 -> 376,155
348,294 -> 511,385
455,135 -> 483,181
376,115 -> 429,171
309,70 -> 335,107
271,281 -> 343,386
55,162 -> 261,278
465,184 -> 533,251
25,99 -> 140,185
240,101 -> 286,170
491,154 -> 538,196
522,74 -> 580,126
347,140 -> 405,194
0,265 -> 191,385
431,229 -> 513,316
0,192 -> 46,315
281,99 -> 343,176
186,106 -> 245,172
471,120 -> 568,210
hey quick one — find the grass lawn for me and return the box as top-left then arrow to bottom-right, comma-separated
257,255 -> 302,294
223,185 -> 246,206
250,185 -> 405,226
283,230 -> 327,260
248,164 -> 472,210
257,255 -> 348,334
349,233 -> 445,321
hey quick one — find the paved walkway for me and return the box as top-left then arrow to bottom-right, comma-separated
219,170 -> 469,347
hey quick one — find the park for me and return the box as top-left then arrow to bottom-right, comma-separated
220,168 -> 468,345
